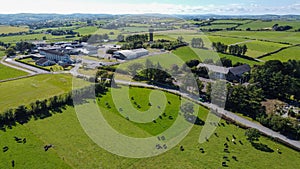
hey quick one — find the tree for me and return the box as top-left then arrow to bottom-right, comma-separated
180,102 -> 194,116
177,36 -> 184,43
191,38 -> 204,48
245,128 -> 261,142
117,34 -> 125,42
127,63 -> 144,76
5,47 -> 16,56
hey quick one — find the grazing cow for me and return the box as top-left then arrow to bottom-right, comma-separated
222,162 -> 227,167
232,156 -> 238,161
226,137 -> 229,142
180,146 -> 184,151
3,146 -> 9,152
12,160 -> 15,168
23,138 -> 26,144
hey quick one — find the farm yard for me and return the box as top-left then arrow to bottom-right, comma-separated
1,86 -> 300,168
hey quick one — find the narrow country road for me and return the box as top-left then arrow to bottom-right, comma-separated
114,79 -> 300,151
1,56 -> 36,75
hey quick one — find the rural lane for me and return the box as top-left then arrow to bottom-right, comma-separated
115,79 -> 300,151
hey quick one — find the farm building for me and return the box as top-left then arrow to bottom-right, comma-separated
227,64 -> 251,83
113,48 -> 149,60
197,63 -> 251,83
39,49 -> 73,63
35,58 -> 56,66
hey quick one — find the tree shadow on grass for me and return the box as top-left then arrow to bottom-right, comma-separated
251,142 -> 274,153
185,115 -> 205,126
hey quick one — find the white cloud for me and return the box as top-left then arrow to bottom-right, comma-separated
0,0 -> 299,15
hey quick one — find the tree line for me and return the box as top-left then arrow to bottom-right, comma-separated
212,42 -> 248,56
0,81 -> 109,130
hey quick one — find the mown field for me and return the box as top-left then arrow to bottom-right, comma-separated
261,46 -> 300,62
210,31 -> 300,45
0,33 -> 77,43
238,20 -> 300,31
0,64 -> 28,80
0,25 -> 29,34
1,86 -> 300,168
0,74 -> 73,113
155,31 -> 290,59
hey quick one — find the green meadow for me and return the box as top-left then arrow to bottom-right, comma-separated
0,26 -> 29,34
1,86 -> 299,168
0,64 -> 28,81
0,74 -> 73,113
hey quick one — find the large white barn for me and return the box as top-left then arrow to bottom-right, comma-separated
113,48 -> 149,60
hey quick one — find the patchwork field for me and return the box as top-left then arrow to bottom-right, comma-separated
239,20 -> 300,31
0,25 -> 29,34
261,46 -> 300,62
1,86 -> 300,168
210,31 -> 300,45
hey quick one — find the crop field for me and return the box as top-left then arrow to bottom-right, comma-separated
261,46 -> 300,62
1,86 -> 300,168
0,74 -> 74,113
120,27 -> 150,33
0,25 -> 29,34
239,20 -> 300,31
0,64 -> 28,81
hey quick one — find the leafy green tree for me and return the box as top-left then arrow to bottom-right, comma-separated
5,47 -> 16,56
245,128 -> 261,142
128,63 -> 144,76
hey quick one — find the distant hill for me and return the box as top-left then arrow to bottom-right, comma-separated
0,13 -> 299,25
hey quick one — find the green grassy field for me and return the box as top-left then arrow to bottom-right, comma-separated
239,20 -> 300,31
73,26 -> 120,38
0,74 -> 73,113
211,20 -> 253,24
200,24 -> 238,30
0,33 -> 77,43
0,25 -> 29,34
119,46 -> 260,71
210,31 -> 300,45
1,86 -> 300,168
0,64 -> 28,80
261,46 -> 300,62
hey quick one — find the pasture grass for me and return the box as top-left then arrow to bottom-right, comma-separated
0,25 -> 29,34
0,64 -> 28,80
0,74 -> 74,113
0,86 -> 299,168
261,46 -> 300,62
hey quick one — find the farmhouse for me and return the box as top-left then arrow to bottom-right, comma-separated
39,49 -> 73,63
113,48 -> 149,60
227,64 -> 251,83
197,63 -> 251,83
35,58 -> 56,66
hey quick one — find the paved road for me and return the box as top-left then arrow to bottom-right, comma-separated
4,57 -> 49,74
114,79 -> 300,151
1,56 -> 36,75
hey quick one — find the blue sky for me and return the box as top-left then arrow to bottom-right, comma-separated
0,0 -> 299,14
